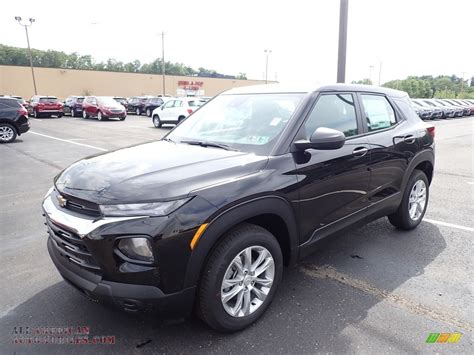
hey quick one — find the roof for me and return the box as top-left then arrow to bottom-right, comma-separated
224,83 -> 408,98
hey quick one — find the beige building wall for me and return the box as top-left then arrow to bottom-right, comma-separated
0,65 -> 271,99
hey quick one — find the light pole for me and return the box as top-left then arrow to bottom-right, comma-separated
161,31 -> 166,96
337,0 -> 349,83
15,16 -> 37,95
264,49 -> 272,84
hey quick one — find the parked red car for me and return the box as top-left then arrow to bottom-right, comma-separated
82,96 -> 127,121
28,96 -> 63,118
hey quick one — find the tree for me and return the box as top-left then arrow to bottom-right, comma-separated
351,78 -> 372,85
0,44 -> 241,78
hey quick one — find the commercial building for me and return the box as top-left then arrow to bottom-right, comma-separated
0,65 -> 272,99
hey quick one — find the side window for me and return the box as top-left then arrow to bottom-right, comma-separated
174,100 -> 183,108
303,93 -> 358,138
163,100 -> 175,109
360,94 -> 396,132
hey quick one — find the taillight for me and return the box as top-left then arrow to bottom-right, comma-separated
187,108 -> 193,115
18,107 -> 28,116
426,126 -> 435,139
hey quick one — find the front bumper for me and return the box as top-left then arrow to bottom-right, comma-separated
47,238 -> 195,314
42,193 -> 201,316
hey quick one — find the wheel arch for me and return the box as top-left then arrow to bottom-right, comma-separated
183,195 -> 299,289
402,149 -> 434,189
0,119 -> 19,134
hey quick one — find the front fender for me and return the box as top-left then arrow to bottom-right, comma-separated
183,195 -> 299,289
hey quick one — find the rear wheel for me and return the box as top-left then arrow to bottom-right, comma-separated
178,116 -> 186,125
71,109 -> 75,117
388,170 -> 429,230
153,115 -> 162,128
146,108 -> 152,117
34,109 -> 39,119
136,107 -> 141,116
197,223 -> 283,332
0,123 -> 17,143
97,111 -> 104,121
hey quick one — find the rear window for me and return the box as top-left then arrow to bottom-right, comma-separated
76,98 -> 84,103
0,98 -> 21,107
40,97 -> 58,103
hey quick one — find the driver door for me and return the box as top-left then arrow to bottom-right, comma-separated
293,92 -> 371,245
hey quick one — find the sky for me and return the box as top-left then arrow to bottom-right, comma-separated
1,0 -> 473,85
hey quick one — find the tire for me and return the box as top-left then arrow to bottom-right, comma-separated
71,109 -> 75,118
146,108 -> 151,117
136,107 -> 141,116
153,115 -> 162,128
120,115 -> 126,121
388,170 -> 429,230
58,114 -> 63,118
197,223 -> 283,332
82,110 -> 89,119
178,116 -> 186,125
0,123 -> 17,143
97,111 -> 103,121
34,109 -> 39,119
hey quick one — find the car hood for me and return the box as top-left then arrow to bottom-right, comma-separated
55,140 -> 268,204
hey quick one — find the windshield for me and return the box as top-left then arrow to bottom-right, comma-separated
167,93 -> 304,155
97,97 -> 121,106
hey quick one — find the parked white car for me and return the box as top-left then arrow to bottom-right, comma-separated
151,97 -> 207,128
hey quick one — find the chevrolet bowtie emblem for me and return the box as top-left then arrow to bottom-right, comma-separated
57,195 -> 67,208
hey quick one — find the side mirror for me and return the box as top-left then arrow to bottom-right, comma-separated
294,127 -> 345,151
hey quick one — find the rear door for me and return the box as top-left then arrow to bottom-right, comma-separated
357,93 -> 421,208
293,92 -> 371,245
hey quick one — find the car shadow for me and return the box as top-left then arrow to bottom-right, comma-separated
0,219 -> 446,353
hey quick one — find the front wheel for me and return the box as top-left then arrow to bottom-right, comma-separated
152,115 -> 162,128
197,223 -> 283,332
71,109 -> 75,117
82,110 -> 89,119
146,108 -> 152,117
136,107 -> 141,116
388,170 -> 429,230
97,111 -> 104,121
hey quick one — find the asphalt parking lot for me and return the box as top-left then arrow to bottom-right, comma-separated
1,114 -> 473,354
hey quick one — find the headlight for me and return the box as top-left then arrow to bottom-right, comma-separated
100,198 -> 191,217
117,237 -> 154,263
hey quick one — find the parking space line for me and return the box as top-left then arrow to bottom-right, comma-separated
30,131 -> 108,152
300,264 -> 473,331
423,218 -> 474,232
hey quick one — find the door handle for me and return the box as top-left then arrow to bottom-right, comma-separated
352,147 -> 369,157
403,135 -> 416,144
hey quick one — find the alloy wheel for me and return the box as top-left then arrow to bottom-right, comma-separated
221,246 -> 275,317
0,125 -> 14,142
98,111 -> 103,121
408,180 -> 427,221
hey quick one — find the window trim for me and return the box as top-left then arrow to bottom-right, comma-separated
355,92 -> 404,136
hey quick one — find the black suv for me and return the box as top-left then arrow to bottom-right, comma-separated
144,97 -> 165,117
127,96 -> 151,115
0,97 -> 30,143
43,84 -> 435,332
64,96 -> 85,117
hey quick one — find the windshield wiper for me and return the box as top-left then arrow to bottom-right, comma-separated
180,140 -> 235,151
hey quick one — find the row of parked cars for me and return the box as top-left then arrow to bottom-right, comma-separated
1,94 -> 209,126
411,98 -> 474,120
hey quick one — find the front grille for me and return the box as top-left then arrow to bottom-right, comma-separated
56,190 -> 101,217
111,109 -> 122,113
46,218 -> 101,274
